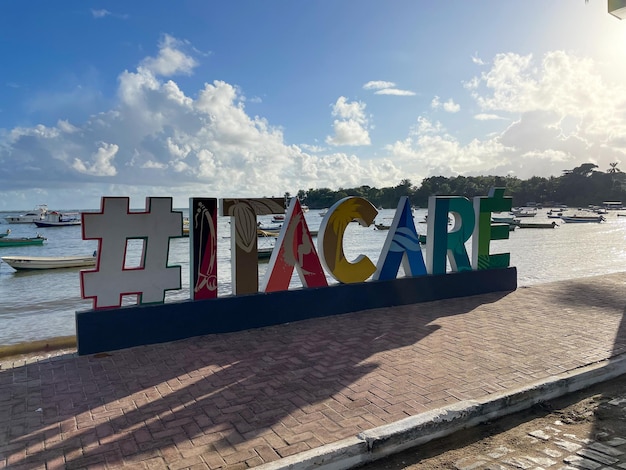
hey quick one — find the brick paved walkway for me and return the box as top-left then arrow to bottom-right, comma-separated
2,272 -> 626,469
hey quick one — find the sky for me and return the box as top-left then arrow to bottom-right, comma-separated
1,1 -> 626,210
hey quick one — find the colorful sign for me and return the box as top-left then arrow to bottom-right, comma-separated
80,188 -> 512,310
81,197 -> 182,309
190,198 -> 218,300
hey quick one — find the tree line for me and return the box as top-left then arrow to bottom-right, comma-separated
289,163 -> 626,209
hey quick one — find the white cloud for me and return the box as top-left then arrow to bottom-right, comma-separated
300,143 -> 326,153
432,96 -> 460,113
443,99 -> 460,113
363,81 -> 396,90
364,80 -> 416,96
0,38 -> 401,209
73,143 -> 118,176
474,113 -> 507,121
139,35 -> 197,77
471,53 -> 485,66
91,8 -> 128,20
374,88 -> 416,96
91,9 -> 110,18
4,41 -> 626,210
325,96 -> 371,146
384,51 -> 626,182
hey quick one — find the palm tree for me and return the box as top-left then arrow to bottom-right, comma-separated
608,162 -> 621,174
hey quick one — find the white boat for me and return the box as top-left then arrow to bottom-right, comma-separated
4,204 -> 48,224
560,215 -> 605,223
33,211 -> 81,227
1,253 -> 97,271
492,216 -> 517,224
510,210 -> 536,218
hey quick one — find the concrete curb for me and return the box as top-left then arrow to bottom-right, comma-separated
255,354 -> 626,470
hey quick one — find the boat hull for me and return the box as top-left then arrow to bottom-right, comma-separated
1,255 -> 96,270
0,237 -> 46,247
560,216 -> 605,223
34,220 -> 81,227
4,217 -> 43,224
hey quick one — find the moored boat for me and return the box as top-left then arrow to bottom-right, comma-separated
33,211 -> 81,227
560,215 -> 605,223
492,216 -> 517,224
1,253 -> 96,270
0,235 -> 47,247
517,221 -> 559,229
257,246 -> 274,260
512,211 -> 536,218
0,229 -> 10,238
4,204 -> 49,224
510,207 -> 537,217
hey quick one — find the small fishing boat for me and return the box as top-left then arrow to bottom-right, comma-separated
257,223 -> 282,231
1,252 -> 97,270
511,211 -> 536,218
375,223 -> 391,230
492,216 -> 517,224
0,235 -> 46,247
257,246 -> 274,260
517,221 -> 559,229
0,229 -> 10,238
560,215 -> 605,223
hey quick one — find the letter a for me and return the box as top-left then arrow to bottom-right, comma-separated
261,198 -> 328,292
374,196 -> 426,280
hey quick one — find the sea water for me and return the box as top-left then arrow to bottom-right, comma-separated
0,208 -> 625,346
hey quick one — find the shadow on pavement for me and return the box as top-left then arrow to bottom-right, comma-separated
0,291 -> 508,468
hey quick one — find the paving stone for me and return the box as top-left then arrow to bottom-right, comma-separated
576,448 -> 619,466
501,456 -> 534,469
525,455 -> 557,466
545,426 -> 563,434
487,446 -> 513,459
543,448 -> 563,458
564,434 -> 594,444
606,438 -> 626,447
555,439 -> 584,452
529,430 -> 552,441
563,454 -> 602,470
588,442 -> 625,457
454,457 -> 489,470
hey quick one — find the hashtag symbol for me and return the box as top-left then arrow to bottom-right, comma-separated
81,197 -> 182,309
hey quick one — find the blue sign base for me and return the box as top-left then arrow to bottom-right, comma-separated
75,267 -> 517,355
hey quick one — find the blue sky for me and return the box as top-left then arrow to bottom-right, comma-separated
1,1 -> 626,210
